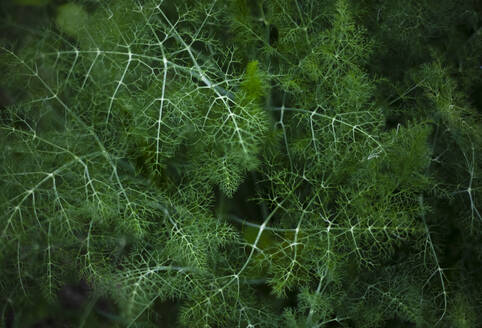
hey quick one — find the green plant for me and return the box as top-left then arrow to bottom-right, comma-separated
1,0 -> 480,327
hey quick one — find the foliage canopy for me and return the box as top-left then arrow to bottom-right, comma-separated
0,0 -> 481,327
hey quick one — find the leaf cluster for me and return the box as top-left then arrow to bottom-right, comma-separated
0,0 -> 480,327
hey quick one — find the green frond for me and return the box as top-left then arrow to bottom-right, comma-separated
1,0 -> 480,326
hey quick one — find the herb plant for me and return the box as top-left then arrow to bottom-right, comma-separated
1,0 -> 481,327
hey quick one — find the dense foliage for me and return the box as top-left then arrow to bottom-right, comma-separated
1,0 -> 481,327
